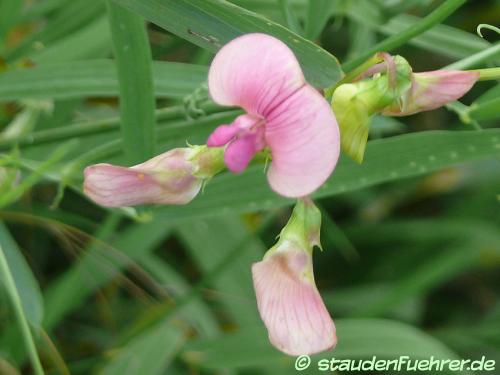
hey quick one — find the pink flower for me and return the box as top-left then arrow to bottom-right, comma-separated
83,147 -> 223,207
207,33 -> 340,198
252,245 -> 336,355
382,70 -> 479,116
252,198 -> 336,355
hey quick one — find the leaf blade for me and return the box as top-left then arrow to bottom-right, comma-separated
106,1 -> 156,162
110,0 -> 343,87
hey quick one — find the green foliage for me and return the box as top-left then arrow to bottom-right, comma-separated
0,60 -> 207,100
0,0 -> 499,374
0,222 -> 43,326
110,0 -> 343,87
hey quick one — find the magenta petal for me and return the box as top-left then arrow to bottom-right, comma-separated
266,85 -> 340,197
83,149 -> 202,207
207,124 -> 239,147
224,136 -> 258,173
208,33 -> 305,116
252,250 -> 336,356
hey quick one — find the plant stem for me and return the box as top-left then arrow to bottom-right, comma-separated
0,102 -> 225,151
342,0 -> 467,72
0,243 -> 44,375
324,53 -> 383,100
445,42 -> 500,70
471,67 -> 500,81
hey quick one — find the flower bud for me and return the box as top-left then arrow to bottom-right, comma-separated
83,146 -> 224,207
382,70 -> 479,116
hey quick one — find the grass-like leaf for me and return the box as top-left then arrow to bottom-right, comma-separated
106,1 -> 156,163
110,0 -> 343,87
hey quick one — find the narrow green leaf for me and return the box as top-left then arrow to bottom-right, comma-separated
0,60 -> 208,101
0,141 -> 77,209
138,253 -> 219,337
23,0 -> 72,20
445,41 -> 500,70
347,220 -> 500,317
6,0 -> 105,61
346,20 -> 377,62
30,17 -> 111,64
469,98 -> 500,122
102,322 -> 185,375
0,226 -> 44,375
0,103 -> 227,152
334,319 -> 462,361
304,0 -> 331,40
43,221 -> 171,330
183,319 -> 462,371
278,0 -> 302,35
154,129 -> 500,220
106,1 -> 156,163
0,0 -> 22,52
378,14 -> 499,62
474,84 -> 500,105
110,0 -> 343,88
0,222 -> 43,326
176,215 -> 264,327
343,0 -> 467,71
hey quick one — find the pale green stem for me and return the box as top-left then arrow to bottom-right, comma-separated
342,0 -> 466,71
470,67 -> 500,81
445,42 -> 500,70
0,244 -> 44,375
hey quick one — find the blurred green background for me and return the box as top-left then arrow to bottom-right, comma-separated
0,0 -> 499,374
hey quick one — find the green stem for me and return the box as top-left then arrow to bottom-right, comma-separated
0,102 -> 226,151
0,244 -> 44,375
324,53 -> 383,100
470,67 -> 500,81
342,0 -> 466,72
445,42 -> 500,70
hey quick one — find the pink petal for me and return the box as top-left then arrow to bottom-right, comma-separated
224,135 -> 259,173
83,149 -> 201,207
208,33 -> 305,117
207,124 -> 239,147
383,70 -> 479,116
266,85 -> 340,197
252,249 -> 336,356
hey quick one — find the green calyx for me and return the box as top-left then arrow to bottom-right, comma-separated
331,54 -> 412,163
189,145 -> 226,179
266,198 -> 323,259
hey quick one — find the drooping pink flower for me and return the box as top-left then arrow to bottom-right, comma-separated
83,147 -> 223,207
382,70 -> 479,116
252,245 -> 336,356
207,33 -> 340,198
252,198 -> 336,355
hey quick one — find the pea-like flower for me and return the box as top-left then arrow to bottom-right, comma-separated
83,146 -> 224,207
252,199 -> 336,355
206,33 -> 340,198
